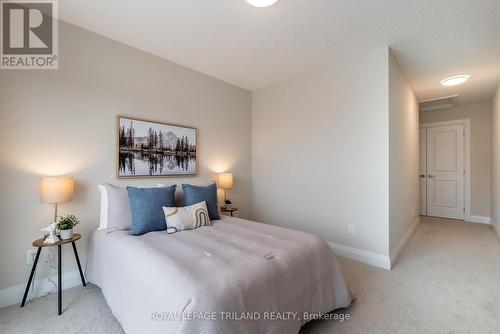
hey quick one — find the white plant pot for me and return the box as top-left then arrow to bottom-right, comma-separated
60,229 -> 73,240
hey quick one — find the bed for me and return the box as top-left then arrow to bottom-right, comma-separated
85,215 -> 352,333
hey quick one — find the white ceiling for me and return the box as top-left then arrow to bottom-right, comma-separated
59,0 -> 500,103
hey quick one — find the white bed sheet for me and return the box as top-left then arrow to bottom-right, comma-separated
85,216 -> 352,334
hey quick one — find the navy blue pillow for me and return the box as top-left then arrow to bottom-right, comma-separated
127,186 -> 176,236
182,183 -> 220,220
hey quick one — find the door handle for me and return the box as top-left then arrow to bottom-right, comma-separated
420,174 -> 425,178
428,174 -> 435,178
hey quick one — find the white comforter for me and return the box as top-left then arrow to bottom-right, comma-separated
86,216 -> 352,334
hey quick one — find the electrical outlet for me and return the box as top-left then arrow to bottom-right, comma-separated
26,248 -> 37,265
348,224 -> 356,235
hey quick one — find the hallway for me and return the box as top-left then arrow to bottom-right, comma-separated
303,216 -> 500,333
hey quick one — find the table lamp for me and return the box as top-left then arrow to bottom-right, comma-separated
217,172 -> 233,205
40,176 -> 74,243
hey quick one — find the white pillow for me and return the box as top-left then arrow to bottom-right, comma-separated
98,183 -> 132,230
98,184 -> 109,230
99,183 -> 176,230
163,201 -> 211,234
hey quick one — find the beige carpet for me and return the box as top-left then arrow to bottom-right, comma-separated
1,217 -> 500,333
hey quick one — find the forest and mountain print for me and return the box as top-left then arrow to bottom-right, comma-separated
118,117 -> 197,177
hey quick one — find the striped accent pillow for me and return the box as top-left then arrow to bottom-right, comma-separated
163,201 -> 211,234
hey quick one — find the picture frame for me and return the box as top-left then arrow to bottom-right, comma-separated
117,116 -> 198,178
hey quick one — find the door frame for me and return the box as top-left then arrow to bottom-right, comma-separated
419,119 -> 471,221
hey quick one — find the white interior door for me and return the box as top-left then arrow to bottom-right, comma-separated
419,128 -> 427,215
426,124 -> 465,220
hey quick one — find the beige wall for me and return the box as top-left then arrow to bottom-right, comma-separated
252,48 -> 390,256
491,84 -> 500,231
0,22 -> 252,290
420,101 -> 491,217
388,51 -> 420,256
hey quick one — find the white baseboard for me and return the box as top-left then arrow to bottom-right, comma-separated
390,217 -> 420,268
468,215 -> 491,225
0,270 -> 81,309
328,241 -> 391,270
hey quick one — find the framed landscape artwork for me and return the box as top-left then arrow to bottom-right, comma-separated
117,116 -> 197,178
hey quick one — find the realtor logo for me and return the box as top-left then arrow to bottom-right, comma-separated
1,0 -> 58,69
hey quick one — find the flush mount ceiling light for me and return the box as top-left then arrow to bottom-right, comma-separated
439,75 -> 470,87
246,0 -> 279,7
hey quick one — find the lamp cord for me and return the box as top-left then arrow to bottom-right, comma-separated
45,247 -> 58,294
25,208 -> 59,304
27,248 -> 57,303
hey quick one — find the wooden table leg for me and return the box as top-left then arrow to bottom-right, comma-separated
58,245 -> 62,315
72,242 -> 86,287
20,247 -> 41,307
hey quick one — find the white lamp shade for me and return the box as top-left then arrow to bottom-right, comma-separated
218,173 -> 234,189
40,177 -> 74,204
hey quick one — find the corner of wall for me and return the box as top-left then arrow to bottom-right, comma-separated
491,83 -> 500,229
491,219 -> 500,240
389,216 -> 420,268
388,48 -> 420,258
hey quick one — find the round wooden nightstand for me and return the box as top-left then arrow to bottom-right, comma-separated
221,207 -> 239,217
21,234 -> 86,315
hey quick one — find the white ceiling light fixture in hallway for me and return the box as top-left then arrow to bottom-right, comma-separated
440,75 -> 470,87
246,0 -> 279,7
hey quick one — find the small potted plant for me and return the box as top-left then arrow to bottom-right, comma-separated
224,199 -> 232,210
58,214 -> 80,240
